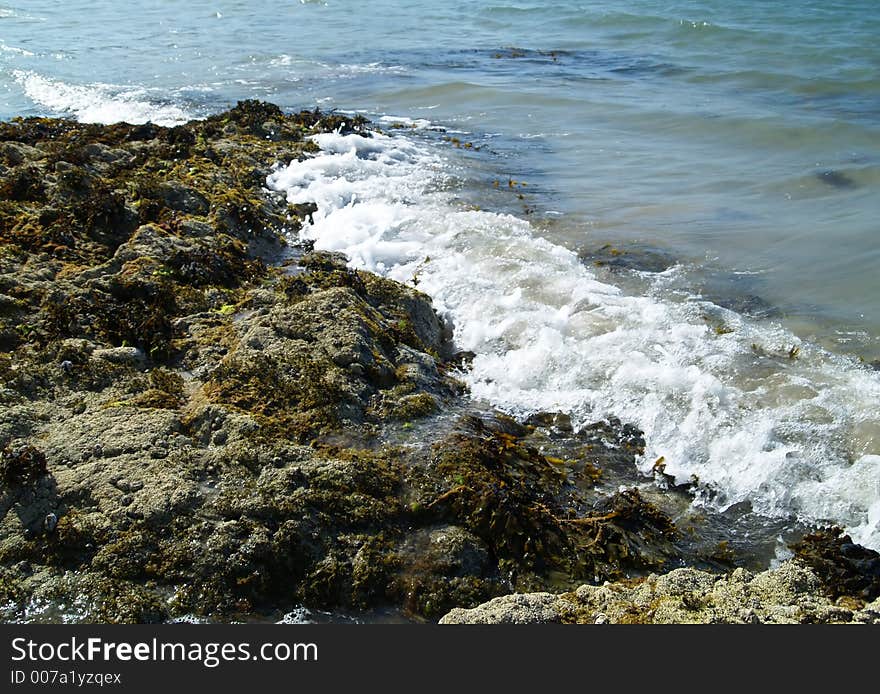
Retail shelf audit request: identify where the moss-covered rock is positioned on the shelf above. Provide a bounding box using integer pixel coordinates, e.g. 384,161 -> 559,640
440,560 -> 880,625
0,101 -> 859,625
791,526 -> 880,601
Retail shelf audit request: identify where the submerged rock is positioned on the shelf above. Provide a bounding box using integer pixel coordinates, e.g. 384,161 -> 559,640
816,169 -> 857,190
578,243 -> 676,274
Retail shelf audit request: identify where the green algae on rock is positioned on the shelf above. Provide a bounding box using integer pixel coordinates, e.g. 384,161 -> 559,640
0,102 -> 541,622
439,559 -> 880,625
440,525 -> 880,624
1,101 -> 873,624
791,526 -> 880,602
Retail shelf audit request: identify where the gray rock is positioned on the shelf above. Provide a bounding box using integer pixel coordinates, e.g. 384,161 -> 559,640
92,347 -> 146,366
440,561 -> 880,625
440,593 -> 562,624
157,182 -> 210,215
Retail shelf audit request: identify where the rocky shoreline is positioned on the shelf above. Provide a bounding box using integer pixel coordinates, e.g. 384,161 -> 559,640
440,555 -> 880,624
0,102 -> 877,623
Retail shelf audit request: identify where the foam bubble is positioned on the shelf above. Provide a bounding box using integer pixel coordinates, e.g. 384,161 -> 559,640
13,70 -> 192,126
267,128 -> 880,550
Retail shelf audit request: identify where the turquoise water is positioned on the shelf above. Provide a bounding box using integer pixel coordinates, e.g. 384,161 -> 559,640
2,1 -> 880,547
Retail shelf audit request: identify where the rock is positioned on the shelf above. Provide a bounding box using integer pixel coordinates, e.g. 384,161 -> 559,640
579,243 -> 676,274
92,347 -> 146,366
791,527 -> 880,601
0,104 -> 490,621
42,513 -> 58,533
816,169 -> 857,189
156,182 -> 210,215
440,593 -> 562,624
439,560 -> 880,624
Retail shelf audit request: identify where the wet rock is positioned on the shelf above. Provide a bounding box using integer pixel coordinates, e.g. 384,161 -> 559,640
700,286 -> 779,319
816,169 -> 857,190
791,527 -> 880,601
579,243 -> 677,274
42,513 -> 58,533
525,411 -> 573,433
425,526 -> 490,577
392,525 -> 497,618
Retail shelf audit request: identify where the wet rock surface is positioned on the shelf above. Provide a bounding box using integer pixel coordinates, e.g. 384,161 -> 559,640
0,102 -> 871,623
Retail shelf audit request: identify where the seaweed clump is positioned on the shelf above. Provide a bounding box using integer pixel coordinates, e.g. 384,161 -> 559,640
791,527 -> 880,601
0,443 -> 48,484
418,416 -> 679,591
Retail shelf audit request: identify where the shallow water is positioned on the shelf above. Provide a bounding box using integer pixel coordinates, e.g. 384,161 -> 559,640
3,0 -> 878,355
1,1 -> 879,548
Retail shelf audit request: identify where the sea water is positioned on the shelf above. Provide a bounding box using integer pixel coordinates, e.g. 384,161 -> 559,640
1,0 -> 878,548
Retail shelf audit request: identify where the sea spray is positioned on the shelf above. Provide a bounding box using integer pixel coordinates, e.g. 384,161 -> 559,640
12,71 -> 192,126
268,127 -> 880,550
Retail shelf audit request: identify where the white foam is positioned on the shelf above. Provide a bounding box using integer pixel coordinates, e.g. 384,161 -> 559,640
267,128 -> 880,550
0,7 -> 41,21
269,54 -> 296,67
265,56 -> 403,80
13,70 -> 192,126
379,115 -> 433,130
338,62 -> 405,75
0,41 -> 34,56
167,614 -> 210,624
277,607 -> 314,624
